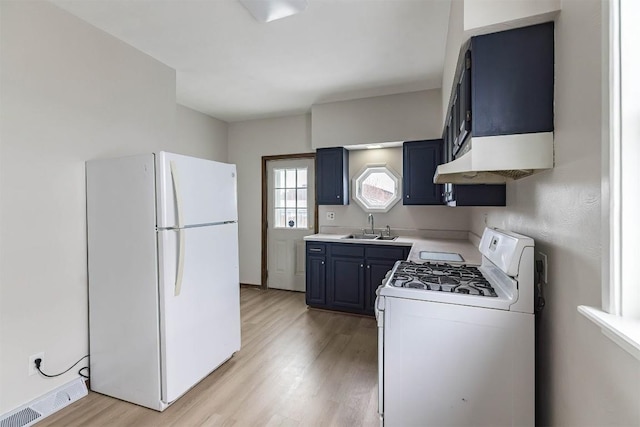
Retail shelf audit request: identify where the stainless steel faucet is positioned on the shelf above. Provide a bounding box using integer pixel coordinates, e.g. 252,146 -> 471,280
367,213 -> 375,234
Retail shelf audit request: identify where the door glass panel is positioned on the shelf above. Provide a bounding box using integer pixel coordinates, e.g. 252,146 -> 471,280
297,189 -> 307,206
274,169 -> 285,188
274,189 -> 286,208
285,209 -> 297,228
274,208 -> 286,227
273,167 -> 309,229
297,169 -> 307,188
285,169 -> 296,188
285,189 -> 296,208
297,209 -> 308,228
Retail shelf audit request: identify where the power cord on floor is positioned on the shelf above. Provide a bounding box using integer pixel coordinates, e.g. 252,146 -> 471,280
35,355 -> 90,380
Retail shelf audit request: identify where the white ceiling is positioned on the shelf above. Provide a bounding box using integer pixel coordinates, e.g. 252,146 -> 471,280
52,0 -> 452,122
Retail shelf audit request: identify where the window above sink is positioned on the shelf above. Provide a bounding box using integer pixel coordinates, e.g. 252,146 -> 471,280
352,164 -> 401,213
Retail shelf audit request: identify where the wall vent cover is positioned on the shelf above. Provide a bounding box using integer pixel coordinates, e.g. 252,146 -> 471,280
0,408 -> 40,427
0,378 -> 87,427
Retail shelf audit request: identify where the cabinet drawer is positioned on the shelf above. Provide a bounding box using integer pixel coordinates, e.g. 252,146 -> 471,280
330,243 -> 365,258
365,245 -> 409,261
306,242 -> 326,255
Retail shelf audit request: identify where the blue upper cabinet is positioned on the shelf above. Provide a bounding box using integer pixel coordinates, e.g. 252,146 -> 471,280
403,139 -> 443,205
316,147 -> 349,205
471,22 -> 554,138
447,21 -> 554,159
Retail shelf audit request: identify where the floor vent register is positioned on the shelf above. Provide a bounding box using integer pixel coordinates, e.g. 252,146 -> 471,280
0,378 -> 87,427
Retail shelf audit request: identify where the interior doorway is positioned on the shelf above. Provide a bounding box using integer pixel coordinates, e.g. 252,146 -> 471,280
262,153 -> 317,291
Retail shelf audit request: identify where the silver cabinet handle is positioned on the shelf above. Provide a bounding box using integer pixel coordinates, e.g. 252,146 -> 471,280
360,264 -> 364,268
309,248 -> 322,252
367,265 -> 370,269
321,261 -> 325,265
406,194 -> 410,198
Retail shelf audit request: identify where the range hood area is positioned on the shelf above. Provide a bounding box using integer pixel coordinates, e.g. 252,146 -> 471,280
434,132 -> 554,184
436,22 -> 556,186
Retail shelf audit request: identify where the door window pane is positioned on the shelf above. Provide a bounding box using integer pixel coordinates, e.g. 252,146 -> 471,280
297,169 -> 307,188
274,189 -> 286,208
285,189 -> 297,208
297,189 -> 307,206
273,167 -> 309,229
274,169 -> 285,188
297,209 -> 308,229
274,208 -> 286,228
285,169 -> 296,188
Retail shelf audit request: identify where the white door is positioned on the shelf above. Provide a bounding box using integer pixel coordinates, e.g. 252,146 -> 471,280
155,152 -> 238,227
157,223 -> 241,403
267,158 -> 315,292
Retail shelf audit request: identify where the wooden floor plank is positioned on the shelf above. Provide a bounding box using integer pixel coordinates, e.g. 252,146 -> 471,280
38,288 -> 379,426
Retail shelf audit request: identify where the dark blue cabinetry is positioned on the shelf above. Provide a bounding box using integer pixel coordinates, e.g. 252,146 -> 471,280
316,147 -> 349,205
403,140 -> 443,205
471,22 -> 554,138
448,21 -> 554,157
306,241 -> 409,316
305,243 -> 326,306
440,22 -> 553,206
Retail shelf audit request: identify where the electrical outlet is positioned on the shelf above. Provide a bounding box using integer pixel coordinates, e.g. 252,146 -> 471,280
326,212 -> 335,221
29,352 -> 44,376
536,252 -> 548,283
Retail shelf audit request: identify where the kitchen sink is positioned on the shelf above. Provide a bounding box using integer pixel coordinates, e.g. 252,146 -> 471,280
377,235 -> 398,241
342,234 -> 380,240
341,234 -> 398,241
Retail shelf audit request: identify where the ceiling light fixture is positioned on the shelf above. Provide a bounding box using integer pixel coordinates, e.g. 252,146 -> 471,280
239,0 -> 309,23
366,144 -> 383,150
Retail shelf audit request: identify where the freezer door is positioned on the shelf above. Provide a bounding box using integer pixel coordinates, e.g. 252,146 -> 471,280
157,223 -> 241,403
156,152 -> 238,228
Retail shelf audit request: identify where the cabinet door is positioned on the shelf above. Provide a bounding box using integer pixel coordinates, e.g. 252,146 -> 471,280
365,259 -> 398,315
328,256 -> 365,310
306,255 -> 326,306
316,147 -> 349,205
403,140 -> 443,205
471,22 -> 554,136
457,50 -> 472,149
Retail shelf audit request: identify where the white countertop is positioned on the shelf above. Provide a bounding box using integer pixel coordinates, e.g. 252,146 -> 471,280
303,233 -> 482,265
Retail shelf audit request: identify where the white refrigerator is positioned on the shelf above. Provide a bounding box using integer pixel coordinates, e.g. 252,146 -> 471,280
86,152 -> 241,411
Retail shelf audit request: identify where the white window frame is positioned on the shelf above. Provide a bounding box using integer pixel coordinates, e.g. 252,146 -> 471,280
351,164 -> 402,213
578,0 -> 640,360
272,167 -> 309,229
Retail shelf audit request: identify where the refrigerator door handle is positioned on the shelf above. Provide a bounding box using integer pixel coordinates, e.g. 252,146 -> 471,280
174,229 -> 186,296
170,161 -> 186,296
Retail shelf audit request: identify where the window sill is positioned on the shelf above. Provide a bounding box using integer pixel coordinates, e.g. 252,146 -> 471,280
578,306 -> 640,360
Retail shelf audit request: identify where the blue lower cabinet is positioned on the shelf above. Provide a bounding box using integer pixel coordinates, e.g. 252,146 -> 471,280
306,242 -> 410,316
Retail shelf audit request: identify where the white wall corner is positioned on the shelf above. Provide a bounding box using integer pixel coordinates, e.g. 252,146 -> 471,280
463,0 -> 561,38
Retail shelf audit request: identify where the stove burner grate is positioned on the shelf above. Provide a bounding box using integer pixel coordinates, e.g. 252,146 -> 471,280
390,261 -> 498,297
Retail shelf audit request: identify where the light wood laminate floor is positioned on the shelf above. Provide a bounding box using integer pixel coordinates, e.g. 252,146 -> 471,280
39,287 -> 380,426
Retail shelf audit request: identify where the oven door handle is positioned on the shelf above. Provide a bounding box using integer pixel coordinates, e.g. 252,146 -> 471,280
376,295 -> 385,421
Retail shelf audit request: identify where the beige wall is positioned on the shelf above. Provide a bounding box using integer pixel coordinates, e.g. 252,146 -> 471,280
312,90 -> 442,149
227,114 -> 313,285
0,1 -> 226,414
231,90 -> 470,286
176,104 -> 229,162
445,0 -> 640,424
463,0 -> 560,33
318,147 -> 470,235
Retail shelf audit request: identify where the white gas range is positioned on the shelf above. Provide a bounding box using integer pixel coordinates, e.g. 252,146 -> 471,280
375,227 -> 535,426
